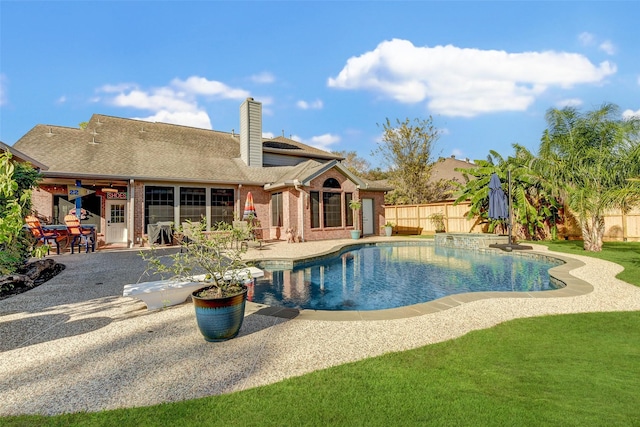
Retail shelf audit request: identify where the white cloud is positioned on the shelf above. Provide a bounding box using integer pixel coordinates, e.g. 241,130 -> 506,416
132,110 -> 212,129
305,133 -> 341,151
328,39 -> 616,117
579,32 -> 616,55
262,131 -> 275,139
599,40 -> 616,55
111,88 -> 198,113
578,32 -> 595,46
0,74 -> 7,106
250,72 -> 275,84
56,96 -> 67,104
622,109 -> 640,119
171,76 -> 250,99
556,98 -> 583,108
296,99 -> 323,110
100,83 -> 138,93
97,76 -> 251,130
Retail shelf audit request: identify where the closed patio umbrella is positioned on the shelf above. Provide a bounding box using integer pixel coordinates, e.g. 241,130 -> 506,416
488,173 -> 508,220
488,172 -> 513,245
243,192 -> 257,220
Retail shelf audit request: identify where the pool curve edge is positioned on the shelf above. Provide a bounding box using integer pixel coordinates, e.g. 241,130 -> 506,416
245,240 -> 594,322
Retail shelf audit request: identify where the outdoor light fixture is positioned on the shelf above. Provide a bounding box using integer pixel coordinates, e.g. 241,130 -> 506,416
101,184 -> 118,193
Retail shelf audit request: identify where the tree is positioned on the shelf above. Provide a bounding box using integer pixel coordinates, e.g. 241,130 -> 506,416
332,150 -> 371,177
0,151 -> 43,274
361,167 -> 390,182
374,117 -> 441,204
536,103 -> 640,251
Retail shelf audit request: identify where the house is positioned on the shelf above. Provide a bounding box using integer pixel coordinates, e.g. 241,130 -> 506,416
0,140 -> 48,171
430,155 -> 476,185
12,98 -> 390,247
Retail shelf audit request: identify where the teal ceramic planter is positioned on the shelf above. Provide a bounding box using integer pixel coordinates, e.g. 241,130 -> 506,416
350,230 -> 361,240
192,285 -> 247,342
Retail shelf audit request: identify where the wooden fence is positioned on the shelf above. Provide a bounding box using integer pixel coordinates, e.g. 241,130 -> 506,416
384,201 -> 640,242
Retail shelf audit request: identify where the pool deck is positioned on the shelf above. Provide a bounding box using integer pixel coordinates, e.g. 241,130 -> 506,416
1,236 -> 639,416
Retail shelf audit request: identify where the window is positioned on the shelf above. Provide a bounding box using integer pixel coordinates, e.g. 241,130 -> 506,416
145,186 -> 174,227
310,192 -> 320,229
211,189 -> 234,225
345,193 -> 353,227
110,203 -> 125,224
323,192 -> 342,227
180,187 -> 206,224
311,180 -> 347,229
271,192 -> 283,227
323,178 -> 341,188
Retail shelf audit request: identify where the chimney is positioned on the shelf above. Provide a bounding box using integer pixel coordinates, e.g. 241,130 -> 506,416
240,98 -> 263,167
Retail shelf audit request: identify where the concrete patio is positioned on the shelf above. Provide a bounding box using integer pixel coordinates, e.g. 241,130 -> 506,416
1,237 -> 639,416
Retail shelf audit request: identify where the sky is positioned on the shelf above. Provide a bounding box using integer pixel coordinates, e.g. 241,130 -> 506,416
1,1 -> 639,169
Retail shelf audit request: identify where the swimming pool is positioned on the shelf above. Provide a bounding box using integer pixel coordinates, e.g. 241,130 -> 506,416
250,243 -> 563,311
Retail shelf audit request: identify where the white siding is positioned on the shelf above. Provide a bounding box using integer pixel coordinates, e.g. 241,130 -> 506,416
240,98 -> 263,167
263,153 -> 308,167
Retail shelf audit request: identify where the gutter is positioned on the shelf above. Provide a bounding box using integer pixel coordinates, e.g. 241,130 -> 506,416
40,171 -> 266,186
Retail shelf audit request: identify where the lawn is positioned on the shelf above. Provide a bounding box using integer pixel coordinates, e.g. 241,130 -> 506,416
3,241 -> 639,426
539,240 -> 640,287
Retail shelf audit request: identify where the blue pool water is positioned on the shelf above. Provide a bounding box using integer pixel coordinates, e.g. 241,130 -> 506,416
250,243 -> 563,311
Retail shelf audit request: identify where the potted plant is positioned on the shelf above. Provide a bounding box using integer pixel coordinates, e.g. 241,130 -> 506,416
382,221 -> 394,237
349,198 -> 362,239
140,219 -> 254,342
429,212 -> 446,233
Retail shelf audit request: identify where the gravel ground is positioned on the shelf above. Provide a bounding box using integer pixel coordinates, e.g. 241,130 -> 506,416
1,239 -> 639,416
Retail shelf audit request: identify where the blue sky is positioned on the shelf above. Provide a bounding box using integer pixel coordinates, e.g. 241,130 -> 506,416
1,1 -> 639,169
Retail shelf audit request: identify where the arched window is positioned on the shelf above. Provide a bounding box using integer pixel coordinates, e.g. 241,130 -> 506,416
323,178 -> 341,189
311,178 -> 345,228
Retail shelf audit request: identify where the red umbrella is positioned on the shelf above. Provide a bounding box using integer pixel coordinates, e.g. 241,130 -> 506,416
243,192 -> 257,220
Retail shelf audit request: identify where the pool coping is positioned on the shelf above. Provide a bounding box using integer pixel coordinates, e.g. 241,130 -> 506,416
245,240 -> 593,321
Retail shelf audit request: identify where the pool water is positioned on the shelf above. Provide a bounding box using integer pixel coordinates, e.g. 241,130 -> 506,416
250,243 -> 562,311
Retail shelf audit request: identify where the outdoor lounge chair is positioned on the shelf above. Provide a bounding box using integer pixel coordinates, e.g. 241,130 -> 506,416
64,214 -> 95,253
25,215 -> 65,255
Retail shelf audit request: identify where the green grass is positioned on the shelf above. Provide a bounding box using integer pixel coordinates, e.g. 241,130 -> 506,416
537,240 -> 640,287
3,241 -> 639,426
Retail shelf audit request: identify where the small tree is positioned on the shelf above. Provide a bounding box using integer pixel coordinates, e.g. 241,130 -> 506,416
0,151 -> 43,275
349,198 -> 362,231
374,117 -> 442,204
140,219 -> 252,298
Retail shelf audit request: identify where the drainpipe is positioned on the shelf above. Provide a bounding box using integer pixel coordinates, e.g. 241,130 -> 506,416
237,184 -> 242,221
294,179 -> 305,242
129,179 -> 135,248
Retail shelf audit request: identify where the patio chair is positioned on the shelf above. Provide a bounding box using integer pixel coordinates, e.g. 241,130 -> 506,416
64,214 -> 95,253
25,215 -> 64,255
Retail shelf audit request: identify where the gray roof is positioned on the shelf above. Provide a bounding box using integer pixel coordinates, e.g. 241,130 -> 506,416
13,114 -> 351,188
430,156 -> 476,183
0,140 -> 48,170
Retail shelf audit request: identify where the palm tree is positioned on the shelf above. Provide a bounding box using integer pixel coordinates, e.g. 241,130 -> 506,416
536,103 -> 640,251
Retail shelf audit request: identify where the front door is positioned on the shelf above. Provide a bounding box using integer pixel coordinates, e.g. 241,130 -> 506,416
362,198 -> 374,235
106,200 -> 127,243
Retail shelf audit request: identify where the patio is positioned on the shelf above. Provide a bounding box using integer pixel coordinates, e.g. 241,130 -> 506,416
1,237 -> 639,416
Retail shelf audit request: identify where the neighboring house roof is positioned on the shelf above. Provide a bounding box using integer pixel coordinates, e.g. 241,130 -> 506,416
355,156 -> 476,192
430,156 -> 476,184
0,140 -> 49,170
12,114 -> 359,189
